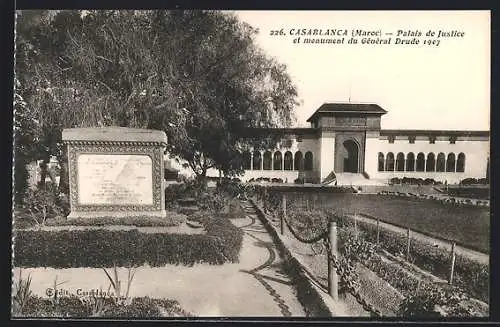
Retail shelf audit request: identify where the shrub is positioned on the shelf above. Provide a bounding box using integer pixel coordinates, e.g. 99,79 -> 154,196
389,177 -> 401,185
478,178 -> 488,185
424,178 -> 437,185
216,179 -> 243,198
16,295 -> 193,318
164,183 -> 188,203
14,215 -> 243,268
460,178 -> 478,185
198,192 -> 226,212
294,178 -> 304,184
15,184 -> 69,228
223,198 -> 245,218
397,283 -> 474,317
45,214 -> 185,227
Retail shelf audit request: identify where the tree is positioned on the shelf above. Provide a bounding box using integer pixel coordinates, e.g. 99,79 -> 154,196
14,10 -> 298,193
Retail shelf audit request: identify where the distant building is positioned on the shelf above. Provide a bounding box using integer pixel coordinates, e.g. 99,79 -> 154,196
229,103 -> 489,185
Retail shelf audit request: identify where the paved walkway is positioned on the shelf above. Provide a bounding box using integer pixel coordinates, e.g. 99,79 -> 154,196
233,201 -> 306,316
14,204 -> 306,317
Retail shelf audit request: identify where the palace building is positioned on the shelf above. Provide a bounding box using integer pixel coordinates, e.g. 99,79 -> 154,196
236,103 -> 489,185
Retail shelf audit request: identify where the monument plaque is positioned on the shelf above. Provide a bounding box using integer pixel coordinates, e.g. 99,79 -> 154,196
62,127 -> 167,219
77,154 -> 153,205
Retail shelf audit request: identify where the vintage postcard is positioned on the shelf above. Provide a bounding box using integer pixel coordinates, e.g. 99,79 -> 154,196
12,10 -> 490,319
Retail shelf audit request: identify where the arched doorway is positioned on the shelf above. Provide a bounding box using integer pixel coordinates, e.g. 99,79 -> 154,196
342,140 -> 359,173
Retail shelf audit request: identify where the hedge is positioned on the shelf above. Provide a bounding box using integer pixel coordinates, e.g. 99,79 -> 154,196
16,296 -> 194,318
43,214 -> 186,227
14,215 -> 243,268
446,187 -> 489,200
352,219 -> 489,303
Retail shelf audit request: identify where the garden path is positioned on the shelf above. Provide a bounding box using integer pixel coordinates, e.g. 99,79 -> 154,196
13,209 -> 306,317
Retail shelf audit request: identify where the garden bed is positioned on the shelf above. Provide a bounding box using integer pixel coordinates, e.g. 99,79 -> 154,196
14,213 -> 243,268
351,219 -> 489,304
13,295 -> 194,318
284,193 -> 489,254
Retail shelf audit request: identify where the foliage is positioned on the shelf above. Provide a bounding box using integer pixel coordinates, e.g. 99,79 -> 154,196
445,187 -> 489,200
364,255 -> 421,295
216,178 -> 246,198
197,192 -> 227,212
460,178 -> 488,185
338,227 -> 377,263
353,219 -> 489,303
15,294 -> 194,317
294,177 -> 304,184
164,181 -> 195,203
102,266 -> 137,305
12,271 -> 33,316
16,184 -> 69,227
282,192 -> 489,253
44,213 -> 185,227
15,10 -> 298,191
14,214 -> 243,268
397,283 -> 473,318
389,177 -> 442,185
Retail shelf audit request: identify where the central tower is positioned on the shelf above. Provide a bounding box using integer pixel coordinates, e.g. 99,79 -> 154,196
306,103 -> 387,181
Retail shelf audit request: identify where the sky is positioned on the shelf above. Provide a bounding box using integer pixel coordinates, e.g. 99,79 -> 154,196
233,11 -> 490,130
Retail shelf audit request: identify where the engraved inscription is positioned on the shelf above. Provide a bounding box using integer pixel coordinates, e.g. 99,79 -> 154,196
336,117 -> 366,126
77,154 -> 153,205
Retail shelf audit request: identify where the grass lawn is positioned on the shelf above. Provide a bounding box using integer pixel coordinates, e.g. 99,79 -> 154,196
288,193 -> 490,253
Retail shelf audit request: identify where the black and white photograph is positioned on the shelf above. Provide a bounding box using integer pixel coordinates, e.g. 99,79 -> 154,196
12,10 -> 490,319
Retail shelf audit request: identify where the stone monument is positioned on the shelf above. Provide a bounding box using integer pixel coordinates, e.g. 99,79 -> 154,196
62,127 -> 167,219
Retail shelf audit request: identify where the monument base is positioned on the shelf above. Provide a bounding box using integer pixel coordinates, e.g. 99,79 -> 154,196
67,210 -> 167,220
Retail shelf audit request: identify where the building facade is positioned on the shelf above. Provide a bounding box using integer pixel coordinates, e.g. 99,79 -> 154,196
238,103 -> 489,185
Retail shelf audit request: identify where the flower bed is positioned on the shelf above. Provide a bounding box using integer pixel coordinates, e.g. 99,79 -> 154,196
352,219 -> 489,303
14,214 -> 243,268
363,255 -> 488,317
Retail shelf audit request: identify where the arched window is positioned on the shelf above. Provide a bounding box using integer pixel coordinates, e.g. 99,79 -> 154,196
242,151 -> 251,170
284,151 -> 293,171
273,151 -> 282,170
396,152 -> 405,171
457,153 -> 465,172
263,151 -> 272,170
416,153 -> 425,172
253,151 -> 261,170
446,153 -> 456,172
426,153 -> 435,172
294,151 -> 303,171
385,152 -> 395,171
406,153 -> 415,172
304,151 -> 313,171
436,153 -> 445,172
378,153 -> 385,171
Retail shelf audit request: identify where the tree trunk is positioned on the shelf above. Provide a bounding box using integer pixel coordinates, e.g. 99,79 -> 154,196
38,158 -> 49,188
197,168 -> 208,193
58,150 -> 69,195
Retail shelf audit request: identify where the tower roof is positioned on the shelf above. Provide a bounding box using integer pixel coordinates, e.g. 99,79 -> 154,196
306,103 -> 387,122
